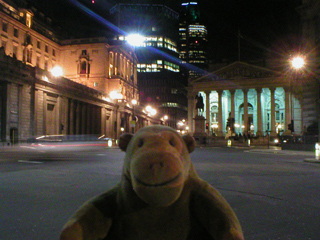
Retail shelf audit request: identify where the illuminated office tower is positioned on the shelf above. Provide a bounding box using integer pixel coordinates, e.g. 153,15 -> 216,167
179,2 -> 208,80
110,4 -> 187,129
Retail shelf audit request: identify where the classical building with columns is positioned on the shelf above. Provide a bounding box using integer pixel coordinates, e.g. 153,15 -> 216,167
0,0 -> 160,145
187,61 -> 306,137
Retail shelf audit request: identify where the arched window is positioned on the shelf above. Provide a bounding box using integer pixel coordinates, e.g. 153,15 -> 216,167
80,61 -> 87,74
78,50 -> 90,75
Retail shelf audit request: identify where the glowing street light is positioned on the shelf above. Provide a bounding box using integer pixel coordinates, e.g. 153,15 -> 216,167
288,55 -> 306,133
50,66 -> 63,77
291,56 -> 305,69
131,99 -> 137,105
145,105 -> 157,116
126,34 -> 145,47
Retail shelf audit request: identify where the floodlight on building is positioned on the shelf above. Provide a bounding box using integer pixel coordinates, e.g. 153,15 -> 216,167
126,34 -> 145,47
50,66 -> 63,77
110,91 -> 123,100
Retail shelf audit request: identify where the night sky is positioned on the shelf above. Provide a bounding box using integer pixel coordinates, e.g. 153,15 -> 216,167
27,0 -> 302,63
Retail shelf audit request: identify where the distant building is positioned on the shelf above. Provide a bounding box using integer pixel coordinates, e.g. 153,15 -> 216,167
179,2 -> 208,80
297,0 -> 320,134
109,4 -> 188,129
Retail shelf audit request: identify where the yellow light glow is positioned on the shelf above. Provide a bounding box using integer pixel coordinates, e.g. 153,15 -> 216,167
132,99 -> 137,105
150,109 -> 157,116
50,66 -> 63,77
146,106 -> 152,112
110,91 -> 123,100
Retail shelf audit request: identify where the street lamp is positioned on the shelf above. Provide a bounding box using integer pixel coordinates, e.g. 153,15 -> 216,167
145,105 -> 157,117
291,56 -> 305,70
131,99 -> 137,133
289,55 -> 306,133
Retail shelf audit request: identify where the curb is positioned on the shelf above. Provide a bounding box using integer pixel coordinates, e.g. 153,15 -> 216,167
304,158 -> 320,163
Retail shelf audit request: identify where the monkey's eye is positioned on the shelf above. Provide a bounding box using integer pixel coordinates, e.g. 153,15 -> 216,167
138,139 -> 144,147
169,139 -> 175,147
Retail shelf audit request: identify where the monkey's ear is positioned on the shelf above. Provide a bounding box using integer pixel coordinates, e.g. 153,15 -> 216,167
118,133 -> 133,151
182,134 -> 196,153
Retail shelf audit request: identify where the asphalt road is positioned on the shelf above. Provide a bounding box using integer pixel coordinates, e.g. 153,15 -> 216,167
1,144 -> 320,240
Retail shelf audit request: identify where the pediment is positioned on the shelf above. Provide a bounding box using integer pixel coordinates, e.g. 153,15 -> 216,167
192,61 -> 279,84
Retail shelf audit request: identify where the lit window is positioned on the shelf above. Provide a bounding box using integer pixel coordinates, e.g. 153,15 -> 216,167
26,13 -> 32,28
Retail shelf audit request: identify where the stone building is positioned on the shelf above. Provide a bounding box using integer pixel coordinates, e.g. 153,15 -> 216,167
187,0 -> 320,139
0,0 -> 159,145
187,62 -> 306,137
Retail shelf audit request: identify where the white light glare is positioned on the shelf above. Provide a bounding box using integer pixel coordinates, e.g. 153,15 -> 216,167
126,34 -> 145,47
291,56 -> 305,69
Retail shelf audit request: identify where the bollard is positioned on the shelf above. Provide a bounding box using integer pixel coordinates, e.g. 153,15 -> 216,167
108,139 -> 113,147
227,139 -> 232,147
247,139 -> 250,147
315,143 -> 320,160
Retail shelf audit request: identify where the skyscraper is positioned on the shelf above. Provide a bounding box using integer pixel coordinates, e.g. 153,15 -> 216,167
109,4 -> 188,129
179,2 -> 208,80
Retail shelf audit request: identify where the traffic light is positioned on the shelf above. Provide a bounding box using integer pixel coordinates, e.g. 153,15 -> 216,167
206,123 -> 209,129
288,120 -> 294,132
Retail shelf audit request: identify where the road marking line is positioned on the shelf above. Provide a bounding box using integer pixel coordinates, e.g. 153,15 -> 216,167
18,160 -> 43,164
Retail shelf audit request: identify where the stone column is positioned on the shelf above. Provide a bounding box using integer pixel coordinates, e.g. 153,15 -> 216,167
230,89 -> 235,119
270,87 -> 277,136
205,91 -> 211,135
187,92 -> 196,133
243,89 -> 249,134
284,87 -> 291,134
256,88 -> 263,136
217,90 -> 223,136
69,99 -> 74,134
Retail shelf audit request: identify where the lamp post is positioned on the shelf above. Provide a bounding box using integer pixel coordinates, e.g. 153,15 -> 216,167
131,99 -> 137,133
289,56 -> 306,133
127,33 -> 145,130
110,90 -> 124,138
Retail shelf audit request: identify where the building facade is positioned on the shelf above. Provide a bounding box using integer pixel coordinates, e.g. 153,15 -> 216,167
0,0 -> 159,145
109,4 -> 188,128
179,2 -> 208,80
188,62 -> 305,137
297,0 -> 320,134
187,0 -> 320,139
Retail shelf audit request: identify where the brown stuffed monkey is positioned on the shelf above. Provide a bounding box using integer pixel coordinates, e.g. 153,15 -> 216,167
60,125 -> 244,240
